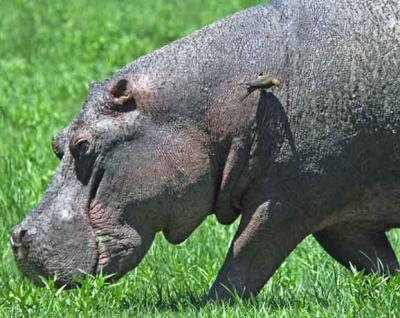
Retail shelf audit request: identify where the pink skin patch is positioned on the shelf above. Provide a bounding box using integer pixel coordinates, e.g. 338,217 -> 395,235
129,76 -> 157,114
98,254 -> 110,266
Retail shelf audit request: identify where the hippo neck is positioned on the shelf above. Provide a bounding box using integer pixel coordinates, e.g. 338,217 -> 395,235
200,5 -> 289,223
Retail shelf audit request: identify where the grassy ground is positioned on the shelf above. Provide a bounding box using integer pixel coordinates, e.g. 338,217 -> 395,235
1,0 -> 400,317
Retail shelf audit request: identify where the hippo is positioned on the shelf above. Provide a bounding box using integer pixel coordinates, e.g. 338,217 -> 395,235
10,0 -> 400,300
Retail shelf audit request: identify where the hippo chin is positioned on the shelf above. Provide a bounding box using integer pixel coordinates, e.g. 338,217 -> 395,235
11,0 -> 400,299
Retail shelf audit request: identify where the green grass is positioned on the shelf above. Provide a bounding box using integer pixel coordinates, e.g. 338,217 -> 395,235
1,0 -> 400,317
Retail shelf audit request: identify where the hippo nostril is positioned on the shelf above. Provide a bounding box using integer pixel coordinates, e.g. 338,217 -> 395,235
20,229 -> 28,239
10,227 -> 28,249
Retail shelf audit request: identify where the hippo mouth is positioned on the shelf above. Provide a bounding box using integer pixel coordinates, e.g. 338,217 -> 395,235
85,164 -> 106,274
85,161 -> 131,277
83,152 -> 156,280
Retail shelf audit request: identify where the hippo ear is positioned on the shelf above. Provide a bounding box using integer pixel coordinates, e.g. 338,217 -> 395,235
109,79 -> 137,112
110,79 -> 129,98
51,127 -> 69,159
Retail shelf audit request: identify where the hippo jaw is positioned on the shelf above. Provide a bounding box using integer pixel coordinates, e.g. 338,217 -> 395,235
85,169 -> 156,280
82,128 -> 214,280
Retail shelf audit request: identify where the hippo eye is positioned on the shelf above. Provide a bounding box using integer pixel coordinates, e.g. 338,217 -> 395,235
110,79 -> 137,113
69,133 -> 93,160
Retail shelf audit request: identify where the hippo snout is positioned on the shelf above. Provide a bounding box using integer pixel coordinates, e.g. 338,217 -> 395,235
10,225 -> 32,270
10,178 -> 100,287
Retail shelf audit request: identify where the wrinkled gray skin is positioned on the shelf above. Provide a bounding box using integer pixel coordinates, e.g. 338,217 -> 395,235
11,0 -> 400,299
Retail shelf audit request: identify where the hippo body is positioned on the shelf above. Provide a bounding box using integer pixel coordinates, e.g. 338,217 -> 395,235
11,0 -> 400,299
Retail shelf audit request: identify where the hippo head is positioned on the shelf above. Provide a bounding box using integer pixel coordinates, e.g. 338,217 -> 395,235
10,61 -> 226,285
11,71 -> 219,286
10,6 -> 269,287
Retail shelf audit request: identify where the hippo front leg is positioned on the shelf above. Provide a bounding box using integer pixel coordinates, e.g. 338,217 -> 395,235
208,192 -> 309,300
